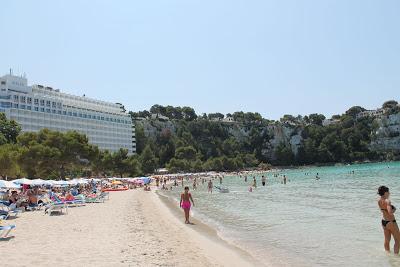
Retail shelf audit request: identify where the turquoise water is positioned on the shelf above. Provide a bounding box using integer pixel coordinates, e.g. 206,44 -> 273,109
161,162 -> 400,266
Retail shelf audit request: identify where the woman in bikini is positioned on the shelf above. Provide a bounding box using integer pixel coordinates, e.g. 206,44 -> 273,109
180,186 -> 195,224
378,186 -> 400,253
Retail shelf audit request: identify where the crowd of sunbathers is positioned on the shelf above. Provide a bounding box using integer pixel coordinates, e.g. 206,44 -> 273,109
0,181 -> 109,239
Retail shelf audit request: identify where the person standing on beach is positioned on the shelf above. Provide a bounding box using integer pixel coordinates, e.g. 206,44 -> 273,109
219,176 -> 223,184
180,186 -> 195,224
283,175 -> 287,185
261,175 -> 266,186
208,180 -> 213,193
378,186 -> 400,254
244,176 -> 248,182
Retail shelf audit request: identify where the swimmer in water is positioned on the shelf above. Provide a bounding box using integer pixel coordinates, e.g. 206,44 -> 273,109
253,177 -> 257,188
193,180 -> 197,190
378,186 -> 400,253
261,175 -> 266,186
180,186 -> 195,224
208,180 -> 213,193
283,175 -> 287,185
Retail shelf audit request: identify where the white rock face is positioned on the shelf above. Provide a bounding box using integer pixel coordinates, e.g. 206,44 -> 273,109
370,113 -> 400,151
137,119 -> 302,161
138,112 -> 400,160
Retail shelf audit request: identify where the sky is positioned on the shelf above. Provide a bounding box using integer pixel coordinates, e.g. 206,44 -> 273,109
1,0 -> 399,120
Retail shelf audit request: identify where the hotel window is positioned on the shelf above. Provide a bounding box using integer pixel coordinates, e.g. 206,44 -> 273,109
78,113 -> 82,117
63,111 -> 67,115
0,102 -> 10,108
46,109 -> 51,113
57,102 -> 62,108
34,107 -> 39,111
27,97 -> 32,104
13,95 -> 18,101
52,109 -> 56,114
68,111 -> 72,116
13,103 -> 18,108
20,96 -> 26,103
57,110 -> 61,114
88,115 -> 92,119
40,108 -> 44,112
52,102 -> 56,108
40,100 -> 45,106
73,112 -> 77,117
83,114 -> 87,118
34,99 -> 39,105
46,101 -> 51,107
20,105 -> 26,109
101,117 -> 104,120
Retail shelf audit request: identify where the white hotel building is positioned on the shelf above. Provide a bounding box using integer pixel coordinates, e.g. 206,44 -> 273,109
0,72 -> 135,154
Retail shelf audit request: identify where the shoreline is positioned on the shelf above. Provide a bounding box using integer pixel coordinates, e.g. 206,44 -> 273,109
0,189 -> 261,267
154,189 -> 264,267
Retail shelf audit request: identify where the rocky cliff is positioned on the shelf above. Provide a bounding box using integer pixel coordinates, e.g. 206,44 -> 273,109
136,119 -> 303,161
370,113 -> 400,152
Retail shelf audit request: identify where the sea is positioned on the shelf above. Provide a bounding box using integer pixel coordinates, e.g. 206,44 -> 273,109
160,162 -> 400,267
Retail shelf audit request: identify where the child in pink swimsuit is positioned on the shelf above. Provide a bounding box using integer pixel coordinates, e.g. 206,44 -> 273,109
180,186 -> 195,224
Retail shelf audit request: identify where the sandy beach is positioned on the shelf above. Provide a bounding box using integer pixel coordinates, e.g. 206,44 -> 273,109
0,189 -> 256,267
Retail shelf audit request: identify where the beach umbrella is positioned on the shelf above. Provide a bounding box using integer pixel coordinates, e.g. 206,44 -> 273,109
31,179 -> 53,186
52,180 -> 69,187
75,178 -> 89,185
140,177 -> 152,185
68,180 -> 78,186
12,178 -> 32,185
46,180 -> 56,186
0,180 -> 21,189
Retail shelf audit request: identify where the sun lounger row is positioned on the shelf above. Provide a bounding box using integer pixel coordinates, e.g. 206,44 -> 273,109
0,215 -> 16,239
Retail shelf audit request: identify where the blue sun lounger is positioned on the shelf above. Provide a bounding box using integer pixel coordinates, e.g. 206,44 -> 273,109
0,215 -> 16,239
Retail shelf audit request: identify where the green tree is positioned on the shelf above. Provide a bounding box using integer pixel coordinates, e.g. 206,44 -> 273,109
345,106 -> 366,118
382,100 -> 398,110
0,113 -> 21,144
17,129 -> 96,179
134,124 -> 148,154
112,149 -> 132,178
166,158 -> 191,173
140,145 -> 158,174
0,144 -> 22,179
175,146 -> 197,160
274,143 -> 295,165
308,114 -> 326,126
208,113 -> 224,120
91,150 -> 113,177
